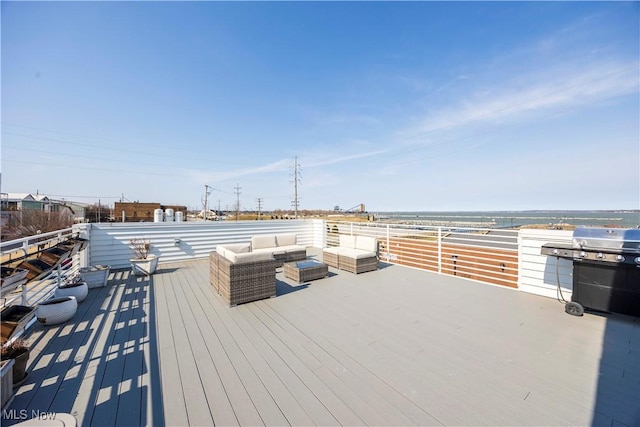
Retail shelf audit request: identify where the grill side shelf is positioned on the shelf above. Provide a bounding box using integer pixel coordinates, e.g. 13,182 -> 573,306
541,243 -> 575,259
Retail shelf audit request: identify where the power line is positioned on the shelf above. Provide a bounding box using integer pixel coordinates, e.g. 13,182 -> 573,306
37,193 -> 121,200
2,130 -> 282,165
4,159 -> 190,178
2,131 -> 221,163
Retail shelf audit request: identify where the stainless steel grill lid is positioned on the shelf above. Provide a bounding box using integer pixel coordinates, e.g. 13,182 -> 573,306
572,227 -> 640,253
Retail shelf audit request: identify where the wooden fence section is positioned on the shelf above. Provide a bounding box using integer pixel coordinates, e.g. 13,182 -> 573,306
379,236 -> 519,289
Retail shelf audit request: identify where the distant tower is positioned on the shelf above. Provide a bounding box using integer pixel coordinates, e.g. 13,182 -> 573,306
291,156 -> 302,219
256,197 -> 263,220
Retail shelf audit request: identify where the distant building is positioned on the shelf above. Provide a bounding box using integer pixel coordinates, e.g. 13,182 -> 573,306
114,202 -> 187,222
1,193 -> 85,226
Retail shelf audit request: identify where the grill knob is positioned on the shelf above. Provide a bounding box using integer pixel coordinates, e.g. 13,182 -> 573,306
552,249 -> 559,255
635,257 -> 640,264
580,251 -> 587,257
597,252 -> 604,259
616,255 -> 625,262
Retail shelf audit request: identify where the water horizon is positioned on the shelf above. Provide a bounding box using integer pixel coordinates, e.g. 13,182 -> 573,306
375,209 -> 640,228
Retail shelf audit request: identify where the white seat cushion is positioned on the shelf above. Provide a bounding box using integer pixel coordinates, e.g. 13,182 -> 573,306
339,248 -> 376,259
323,247 -> 341,255
277,244 -> 305,253
251,247 -> 275,256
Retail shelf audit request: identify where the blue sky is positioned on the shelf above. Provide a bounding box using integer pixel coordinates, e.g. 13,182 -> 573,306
2,2 -> 638,212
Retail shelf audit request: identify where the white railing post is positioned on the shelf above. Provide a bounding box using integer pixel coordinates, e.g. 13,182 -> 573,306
437,227 -> 442,274
21,283 -> 28,305
386,224 -> 390,262
21,240 -> 29,260
350,222 -> 354,236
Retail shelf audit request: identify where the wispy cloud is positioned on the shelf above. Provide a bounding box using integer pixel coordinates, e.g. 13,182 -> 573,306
184,143 -> 390,188
403,60 -> 638,142
187,158 -> 291,184
304,149 -> 388,168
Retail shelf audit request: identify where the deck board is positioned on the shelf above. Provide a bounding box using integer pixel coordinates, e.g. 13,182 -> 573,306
181,263 -> 290,426
153,267 -> 188,427
201,283 -> 314,426
162,265 -> 217,427
3,250 -> 638,427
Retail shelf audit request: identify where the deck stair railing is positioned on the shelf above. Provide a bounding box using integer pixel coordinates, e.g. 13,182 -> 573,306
1,227 -> 80,309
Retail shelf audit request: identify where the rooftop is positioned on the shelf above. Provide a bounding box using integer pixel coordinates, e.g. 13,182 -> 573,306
4,248 -> 638,426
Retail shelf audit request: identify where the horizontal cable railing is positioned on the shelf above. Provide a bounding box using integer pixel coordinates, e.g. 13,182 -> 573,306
326,221 -> 519,288
2,228 -> 81,308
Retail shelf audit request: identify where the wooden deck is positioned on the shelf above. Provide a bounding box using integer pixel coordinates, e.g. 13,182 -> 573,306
4,250 -> 639,426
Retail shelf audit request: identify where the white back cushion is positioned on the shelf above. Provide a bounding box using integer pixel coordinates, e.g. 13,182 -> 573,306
251,234 -> 277,250
339,235 -> 356,248
276,233 -> 297,247
355,236 -> 377,252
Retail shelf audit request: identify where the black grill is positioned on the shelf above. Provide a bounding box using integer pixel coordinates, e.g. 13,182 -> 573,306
541,227 -> 640,317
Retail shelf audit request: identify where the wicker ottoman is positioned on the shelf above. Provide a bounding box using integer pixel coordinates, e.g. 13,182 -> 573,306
284,260 -> 329,283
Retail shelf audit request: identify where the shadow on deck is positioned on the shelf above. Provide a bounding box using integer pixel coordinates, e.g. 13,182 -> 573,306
2,268 -> 164,426
3,252 -> 639,426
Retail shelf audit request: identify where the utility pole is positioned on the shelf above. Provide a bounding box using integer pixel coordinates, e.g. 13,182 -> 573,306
291,156 -> 301,219
203,185 -> 220,220
204,185 -> 211,220
234,183 -> 242,221
256,197 -> 263,220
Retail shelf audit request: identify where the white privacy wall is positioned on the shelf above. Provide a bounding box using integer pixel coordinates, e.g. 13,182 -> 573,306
79,220 -> 579,302
80,220 -> 317,269
519,229 -> 573,299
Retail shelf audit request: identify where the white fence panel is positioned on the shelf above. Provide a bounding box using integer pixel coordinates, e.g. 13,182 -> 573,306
311,219 -> 325,248
84,220 -> 316,269
519,229 -> 573,299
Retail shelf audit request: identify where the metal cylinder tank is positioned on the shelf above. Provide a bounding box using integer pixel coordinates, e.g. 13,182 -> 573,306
175,211 -> 184,222
153,209 -> 164,223
165,208 -> 174,222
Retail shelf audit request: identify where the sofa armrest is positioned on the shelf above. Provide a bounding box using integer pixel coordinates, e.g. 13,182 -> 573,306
229,251 -> 274,264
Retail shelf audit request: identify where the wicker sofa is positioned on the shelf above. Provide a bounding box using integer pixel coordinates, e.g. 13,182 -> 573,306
249,233 -> 306,266
210,233 -> 306,306
322,235 -> 379,274
210,245 -> 277,307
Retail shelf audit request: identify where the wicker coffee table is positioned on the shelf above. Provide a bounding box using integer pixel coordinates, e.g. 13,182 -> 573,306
284,259 -> 328,283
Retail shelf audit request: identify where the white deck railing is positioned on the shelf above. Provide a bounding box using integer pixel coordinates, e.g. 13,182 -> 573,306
1,220 -> 575,310
1,227 -> 80,309
326,221 -> 521,288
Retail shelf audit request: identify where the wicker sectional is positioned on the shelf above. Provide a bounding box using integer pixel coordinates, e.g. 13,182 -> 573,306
210,251 -> 277,307
323,235 -> 379,274
250,234 -> 306,266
